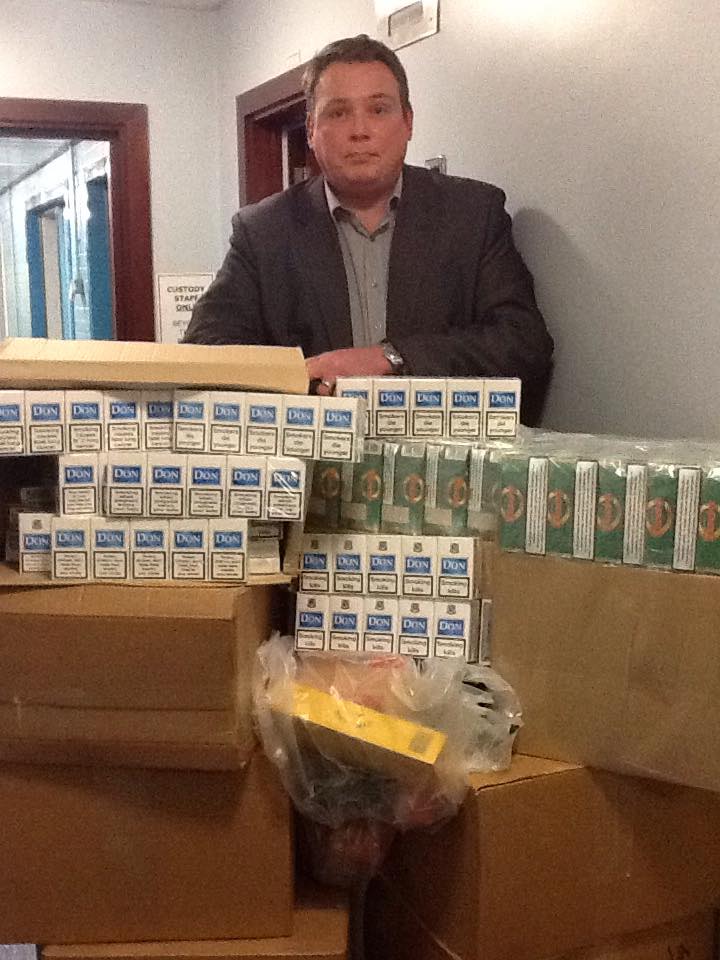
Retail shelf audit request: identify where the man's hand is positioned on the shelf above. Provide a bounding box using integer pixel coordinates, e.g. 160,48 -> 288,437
306,346 -> 392,395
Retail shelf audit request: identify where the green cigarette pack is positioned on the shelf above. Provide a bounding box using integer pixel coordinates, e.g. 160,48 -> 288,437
644,463 -> 678,569
545,458 -> 576,557
305,459 -> 344,533
423,442 -> 471,536
594,460 -> 626,563
466,446 -> 502,538
695,466 -> 720,573
499,453 -> 529,552
381,441 -> 427,535
340,440 -> 384,533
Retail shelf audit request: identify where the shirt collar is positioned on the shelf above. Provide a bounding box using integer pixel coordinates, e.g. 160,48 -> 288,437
324,171 -> 403,220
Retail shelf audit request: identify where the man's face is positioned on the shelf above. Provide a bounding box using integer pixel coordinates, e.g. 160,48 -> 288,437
307,60 -> 413,201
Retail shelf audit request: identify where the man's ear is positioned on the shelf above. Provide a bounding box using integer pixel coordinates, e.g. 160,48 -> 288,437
306,113 -> 315,149
404,107 -> 414,141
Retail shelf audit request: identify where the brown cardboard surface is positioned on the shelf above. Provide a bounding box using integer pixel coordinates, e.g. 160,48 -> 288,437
371,754 -> 720,960
557,912 -> 716,960
0,750 -> 293,944
490,549 -> 720,791
0,582 -> 272,769
42,887 -> 349,960
0,338 -> 308,394
0,561 -> 292,588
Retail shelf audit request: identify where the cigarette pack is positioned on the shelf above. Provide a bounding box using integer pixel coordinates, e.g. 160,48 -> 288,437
335,377 -> 373,437
91,517 -> 129,580
141,391 -> 174,451
382,441 -> 427,535
18,512 -> 52,573
209,391 -> 244,454
467,446 -> 502,538
644,463 -> 679,569
227,455 -> 266,519
295,593 -> 329,651
398,599 -> 433,658
673,466 -> 702,572
170,519 -> 208,580
65,390 -> 103,452
433,600 -> 479,661
244,392 -> 280,456
319,395 -> 365,462
695,466 -> 720,573
545,458 -> 576,557
104,391 -> 141,451
363,597 -> 399,654
410,378 -> 446,439
374,378 -> 409,438
401,535 -> 437,598
247,536 -> 281,575
300,533 -> 333,593
306,460 -> 344,531
333,532 -> 366,594
130,519 -> 169,579
498,454 -> 528,551
51,516 -> 90,580
147,453 -> 187,518
340,439 -> 384,532
59,453 -> 100,515
328,594 -> 364,652
209,517 -> 248,582
173,390 -> 209,453
0,390 -> 25,455
266,456 -> 306,520
447,379 -> 484,441
105,453 -> 147,517
436,536 -> 480,599
26,390 -> 65,454
623,463 -> 648,566
366,534 -> 401,596
526,456 -> 549,556
595,459 -> 627,563
424,442 -> 471,536
573,459 -> 599,561
187,454 -> 226,518
484,378 -> 521,439
281,394 -> 319,459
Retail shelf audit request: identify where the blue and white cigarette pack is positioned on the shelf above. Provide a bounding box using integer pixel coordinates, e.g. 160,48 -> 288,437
244,393 -> 280,455
318,396 -> 365,461
366,534 -> 401,596
18,512 -> 53,573
282,395 -> 319,459
130,519 -> 169,579
300,533 -> 333,593
173,390 -> 210,452
104,391 -> 141,451
187,455 -> 226,518
65,390 -> 104,452
26,390 -> 65,454
373,378 -> 409,438
363,597 -> 399,654
433,600 -> 479,661
410,379 -> 446,439
105,453 -> 147,517
227,455 -> 266,519
147,453 -> 187,517
91,517 -> 130,580
266,456 -> 305,520
332,533 -> 366,594
328,594 -> 364,652
141,391 -> 174,450
295,593 -> 329,651
170,519 -> 208,580
398,598 -> 433,657
401,536 -> 437,598
59,453 -> 100,515
51,515 -> 90,580
209,518 -> 248,581
210,392 -> 244,454
0,390 -> 25,455
447,379 -> 484,441
436,536 -> 480,599
483,378 -> 521,439
335,377 -> 373,437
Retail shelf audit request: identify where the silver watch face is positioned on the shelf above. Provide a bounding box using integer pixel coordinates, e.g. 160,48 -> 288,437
383,344 -> 403,370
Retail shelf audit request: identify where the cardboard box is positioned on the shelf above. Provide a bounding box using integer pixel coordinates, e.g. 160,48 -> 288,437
0,750 -> 292,944
0,582 -> 273,769
558,913 -> 716,960
41,886 -> 349,960
0,337 -> 308,395
491,549 -> 720,791
369,754 -> 720,960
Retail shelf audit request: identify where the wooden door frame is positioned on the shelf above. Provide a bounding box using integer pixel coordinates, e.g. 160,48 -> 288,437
0,97 -> 155,341
236,64 -> 308,206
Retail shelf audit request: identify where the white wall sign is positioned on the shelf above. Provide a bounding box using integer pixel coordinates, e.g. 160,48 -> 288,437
157,272 -> 214,343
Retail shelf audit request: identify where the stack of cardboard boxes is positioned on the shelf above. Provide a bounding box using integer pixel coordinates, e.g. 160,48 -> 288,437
0,339 -> 349,960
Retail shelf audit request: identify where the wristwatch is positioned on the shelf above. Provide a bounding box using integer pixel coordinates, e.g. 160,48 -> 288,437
381,340 -> 406,374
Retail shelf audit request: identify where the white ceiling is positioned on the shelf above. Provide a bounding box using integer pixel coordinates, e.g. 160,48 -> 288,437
0,137 -> 72,194
88,0 -> 223,9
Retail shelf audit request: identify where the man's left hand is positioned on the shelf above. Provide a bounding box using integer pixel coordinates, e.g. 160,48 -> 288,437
307,346 -> 392,395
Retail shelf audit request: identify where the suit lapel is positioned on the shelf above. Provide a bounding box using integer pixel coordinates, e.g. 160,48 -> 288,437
292,177 -> 353,351
387,165 -> 445,337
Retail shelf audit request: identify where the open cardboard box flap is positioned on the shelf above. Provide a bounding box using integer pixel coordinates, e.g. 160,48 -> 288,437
0,338 -> 308,394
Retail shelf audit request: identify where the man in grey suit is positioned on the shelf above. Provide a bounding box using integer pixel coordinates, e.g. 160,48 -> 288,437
185,34 -> 553,410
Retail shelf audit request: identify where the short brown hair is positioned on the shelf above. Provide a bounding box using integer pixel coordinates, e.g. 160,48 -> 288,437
303,34 -> 412,115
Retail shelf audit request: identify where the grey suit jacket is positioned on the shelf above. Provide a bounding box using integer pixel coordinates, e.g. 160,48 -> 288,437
184,164 -> 553,401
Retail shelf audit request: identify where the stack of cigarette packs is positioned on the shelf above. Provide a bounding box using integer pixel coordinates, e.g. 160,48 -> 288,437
295,531 -> 483,661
